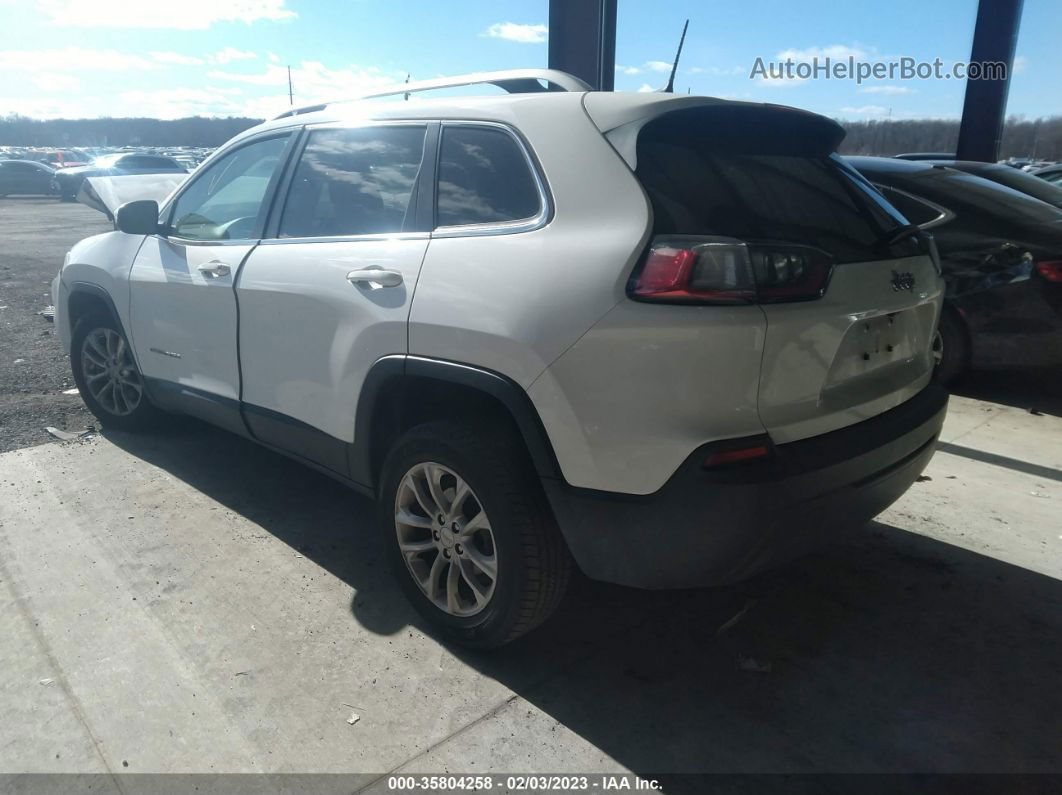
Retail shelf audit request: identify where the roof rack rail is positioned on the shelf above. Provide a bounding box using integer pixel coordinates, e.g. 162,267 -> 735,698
273,69 -> 590,120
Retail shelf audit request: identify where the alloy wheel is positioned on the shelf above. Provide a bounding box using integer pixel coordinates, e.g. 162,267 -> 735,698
80,327 -> 143,416
394,462 -> 498,617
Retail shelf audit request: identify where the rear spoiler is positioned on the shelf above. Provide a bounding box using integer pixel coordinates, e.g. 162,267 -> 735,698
78,174 -> 187,219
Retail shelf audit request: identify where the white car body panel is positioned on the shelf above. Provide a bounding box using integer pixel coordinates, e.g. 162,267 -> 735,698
408,98 -> 650,388
237,236 -> 430,442
527,302 -> 768,494
78,174 -> 187,218
128,236 -> 252,402
757,256 -> 943,443
53,84 -> 946,501
54,231 -> 146,355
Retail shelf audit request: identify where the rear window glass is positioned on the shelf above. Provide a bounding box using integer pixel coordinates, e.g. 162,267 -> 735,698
436,126 -> 540,227
636,108 -> 911,263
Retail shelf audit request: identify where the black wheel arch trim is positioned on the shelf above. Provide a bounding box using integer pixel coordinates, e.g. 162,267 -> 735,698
68,281 -> 123,331
349,355 -> 563,489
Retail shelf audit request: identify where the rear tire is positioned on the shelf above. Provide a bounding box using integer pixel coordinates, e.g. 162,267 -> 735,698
933,306 -> 970,386
70,312 -> 163,431
378,420 -> 572,649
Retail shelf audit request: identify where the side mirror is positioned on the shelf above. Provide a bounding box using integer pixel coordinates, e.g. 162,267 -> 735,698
115,200 -> 161,235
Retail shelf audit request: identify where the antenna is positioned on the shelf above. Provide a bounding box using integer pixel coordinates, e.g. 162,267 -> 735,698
287,66 -> 294,106
664,19 -> 689,93
404,72 -> 410,101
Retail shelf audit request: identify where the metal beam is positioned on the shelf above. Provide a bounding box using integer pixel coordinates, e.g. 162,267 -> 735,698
548,0 -> 617,91
955,0 -> 1024,162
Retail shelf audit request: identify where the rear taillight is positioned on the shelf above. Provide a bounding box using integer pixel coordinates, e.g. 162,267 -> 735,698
1036,260 -> 1062,283
628,236 -> 833,305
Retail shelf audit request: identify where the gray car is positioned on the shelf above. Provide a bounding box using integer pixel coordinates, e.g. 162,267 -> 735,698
0,159 -> 58,197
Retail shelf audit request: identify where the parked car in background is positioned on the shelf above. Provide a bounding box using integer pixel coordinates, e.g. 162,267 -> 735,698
849,156 -> 1062,383
928,160 -> 1062,210
0,159 -> 58,197
1032,164 -> 1062,186
53,71 -> 947,647
34,149 -> 90,169
55,153 -> 186,201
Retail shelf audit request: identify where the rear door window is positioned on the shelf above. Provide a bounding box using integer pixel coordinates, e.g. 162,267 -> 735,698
636,107 -> 914,263
435,125 -> 541,228
278,125 -> 427,238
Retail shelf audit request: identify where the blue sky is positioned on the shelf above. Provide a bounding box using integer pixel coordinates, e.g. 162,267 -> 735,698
0,0 -> 1057,121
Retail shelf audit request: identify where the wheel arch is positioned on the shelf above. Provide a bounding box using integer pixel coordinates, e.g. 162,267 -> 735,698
351,355 -> 562,492
67,282 -> 125,337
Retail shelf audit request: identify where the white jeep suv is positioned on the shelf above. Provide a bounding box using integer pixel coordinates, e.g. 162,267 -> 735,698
53,70 -> 948,647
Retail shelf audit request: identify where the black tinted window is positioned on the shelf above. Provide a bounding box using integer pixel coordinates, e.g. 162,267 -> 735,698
279,126 -> 426,238
636,110 -> 912,263
436,126 -> 540,227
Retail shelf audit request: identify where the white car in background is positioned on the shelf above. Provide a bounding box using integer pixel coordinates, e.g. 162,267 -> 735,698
53,70 -> 947,647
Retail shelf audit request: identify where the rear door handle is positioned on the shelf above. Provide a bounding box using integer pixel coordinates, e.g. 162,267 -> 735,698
346,268 -> 403,288
197,260 -> 231,278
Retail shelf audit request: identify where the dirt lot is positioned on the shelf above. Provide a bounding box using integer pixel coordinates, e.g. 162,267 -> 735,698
0,198 -> 111,451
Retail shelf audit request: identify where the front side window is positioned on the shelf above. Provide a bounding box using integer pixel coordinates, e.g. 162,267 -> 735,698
170,134 -> 291,241
278,125 -> 427,238
436,126 -> 541,228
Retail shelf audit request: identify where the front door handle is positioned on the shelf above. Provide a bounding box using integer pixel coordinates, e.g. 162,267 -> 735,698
346,268 -> 403,289
197,260 -> 231,278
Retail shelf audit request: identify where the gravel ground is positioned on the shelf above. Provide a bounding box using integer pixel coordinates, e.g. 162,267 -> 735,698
0,198 -> 111,452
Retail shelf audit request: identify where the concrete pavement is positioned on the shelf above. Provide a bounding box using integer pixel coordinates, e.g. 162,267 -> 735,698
1,392 -> 1059,789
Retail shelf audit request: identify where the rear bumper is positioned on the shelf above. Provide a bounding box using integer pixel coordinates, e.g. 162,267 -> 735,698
542,381 -> 948,588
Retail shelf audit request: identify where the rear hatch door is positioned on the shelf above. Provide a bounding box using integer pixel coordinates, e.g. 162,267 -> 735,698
631,104 -> 943,443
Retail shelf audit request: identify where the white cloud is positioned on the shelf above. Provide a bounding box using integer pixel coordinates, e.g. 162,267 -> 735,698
859,85 -> 913,95
1013,55 -> 1029,74
32,72 -> 81,92
209,61 -> 400,106
151,51 -> 205,66
637,83 -> 655,93
212,47 -> 257,64
268,52 -> 280,63
615,64 -> 641,75
838,104 -> 889,116
482,22 -> 548,44
36,0 -> 295,29
118,87 -> 247,119
0,47 -> 155,72
777,44 -> 868,62
644,60 -> 672,73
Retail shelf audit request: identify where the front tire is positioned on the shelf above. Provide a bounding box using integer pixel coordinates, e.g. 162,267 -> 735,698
378,420 -> 572,649
70,312 -> 162,431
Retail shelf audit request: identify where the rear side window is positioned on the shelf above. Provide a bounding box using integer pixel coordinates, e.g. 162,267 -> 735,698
436,126 -> 540,228
875,185 -> 946,227
636,107 -> 912,263
279,125 -> 427,238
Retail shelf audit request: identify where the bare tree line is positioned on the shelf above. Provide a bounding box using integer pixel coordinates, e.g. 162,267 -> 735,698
838,116 -> 1062,160
2,112 -> 1060,160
